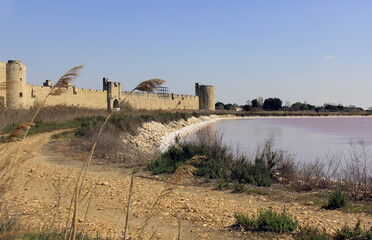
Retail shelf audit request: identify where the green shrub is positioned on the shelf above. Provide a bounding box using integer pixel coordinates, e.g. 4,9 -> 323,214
230,157 -> 272,187
233,182 -> 245,193
326,188 -> 349,210
335,220 -> 372,240
234,208 -> 298,233
147,144 -> 195,174
296,225 -> 329,240
147,139 -> 232,179
216,178 -> 229,190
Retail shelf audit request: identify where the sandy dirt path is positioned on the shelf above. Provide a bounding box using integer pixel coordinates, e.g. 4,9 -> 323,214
2,129 -> 372,239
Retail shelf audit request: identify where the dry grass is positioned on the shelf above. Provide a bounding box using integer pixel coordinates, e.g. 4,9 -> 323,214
134,79 -> 165,93
0,106 -> 108,130
67,78 -> 167,240
0,65 -> 86,239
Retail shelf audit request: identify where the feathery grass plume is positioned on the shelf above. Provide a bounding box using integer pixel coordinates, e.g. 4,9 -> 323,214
12,65 -> 83,161
0,65 -> 83,239
0,80 -> 17,91
68,78 -> 166,240
9,122 -> 35,141
50,65 -> 84,96
0,82 -> 6,91
134,78 -> 165,93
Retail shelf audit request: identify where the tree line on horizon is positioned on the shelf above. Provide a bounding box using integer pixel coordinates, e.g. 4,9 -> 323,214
215,97 -> 370,113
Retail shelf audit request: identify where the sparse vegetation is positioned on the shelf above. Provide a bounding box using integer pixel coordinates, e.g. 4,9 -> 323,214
325,188 -> 349,210
232,181 -> 245,193
216,177 -> 230,190
148,137 -> 294,188
1,74 -> 372,239
335,220 -> 372,240
296,225 -> 330,240
147,136 -> 233,179
234,208 -> 298,233
23,231 -> 111,240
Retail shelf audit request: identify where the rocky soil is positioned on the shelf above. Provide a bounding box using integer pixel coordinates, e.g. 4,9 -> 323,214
1,116 -> 372,239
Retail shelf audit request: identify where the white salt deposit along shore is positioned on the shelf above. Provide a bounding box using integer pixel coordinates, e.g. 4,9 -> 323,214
158,115 -> 231,153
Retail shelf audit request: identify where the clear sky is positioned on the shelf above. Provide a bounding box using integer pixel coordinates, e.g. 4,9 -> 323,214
1,0 -> 371,109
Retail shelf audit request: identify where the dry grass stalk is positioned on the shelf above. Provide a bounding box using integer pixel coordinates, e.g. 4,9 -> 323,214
137,185 -> 174,240
68,78 -> 166,240
49,65 -> 84,96
11,65 -> 83,173
9,122 -> 35,141
124,175 -> 134,240
137,156 -> 202,239
0,65 -> 83,238
134,79 -> 165,93
148,227 -> 159,240
0,80 -> 17,91
177,218 -> 181,240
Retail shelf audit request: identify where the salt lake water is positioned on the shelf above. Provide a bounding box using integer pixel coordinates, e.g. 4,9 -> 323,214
186,117 -> 372,163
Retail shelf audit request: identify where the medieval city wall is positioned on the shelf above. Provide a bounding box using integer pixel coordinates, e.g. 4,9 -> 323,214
1,60 -> 213,111
26,85 -> 107,109
123,91 -> 199,110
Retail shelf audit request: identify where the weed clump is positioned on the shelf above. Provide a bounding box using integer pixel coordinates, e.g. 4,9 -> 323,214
325,188 -> 349,210
216,178 -> 229,190
296,225 -> 330,240
234,208 -> 298,233
335,220 -> 372,240
147,138 -> 232,179
230,157 -> 272,187
232,182 -> 245,193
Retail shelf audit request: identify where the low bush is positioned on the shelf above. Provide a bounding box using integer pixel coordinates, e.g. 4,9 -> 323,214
325,188 -> 349,210
296,225 -> 330,240
234,208 -> 298,233
147,137 -> 232,179
232,182 -> 245,193
216,178 -> 230,190
230,157 -> 272,187
335,220 -> 372,240
148,137 -> 294,188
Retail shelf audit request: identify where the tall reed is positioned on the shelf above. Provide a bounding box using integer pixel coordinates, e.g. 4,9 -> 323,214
0,65 -> 83,238
67,78 -> 165,240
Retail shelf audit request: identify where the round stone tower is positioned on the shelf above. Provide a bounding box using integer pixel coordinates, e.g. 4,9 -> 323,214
195,83 -> 215,110
6,60 -> 27,108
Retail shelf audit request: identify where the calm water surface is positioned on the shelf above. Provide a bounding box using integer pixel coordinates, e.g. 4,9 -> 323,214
187,117 -> 372,163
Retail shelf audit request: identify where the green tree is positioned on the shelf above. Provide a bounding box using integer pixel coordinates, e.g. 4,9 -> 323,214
263,98 -> 282,111
251,99 -> 260,108
215,102 -> 224,110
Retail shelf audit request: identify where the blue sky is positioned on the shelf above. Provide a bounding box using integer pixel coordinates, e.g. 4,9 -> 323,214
1,0 -> 371,109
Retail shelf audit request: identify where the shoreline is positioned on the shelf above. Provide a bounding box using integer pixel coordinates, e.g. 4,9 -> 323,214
157,114 -> 371,153
158,115 -> 231,152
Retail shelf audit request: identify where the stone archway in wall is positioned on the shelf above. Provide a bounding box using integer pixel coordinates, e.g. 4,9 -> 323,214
113,99 -> 119,109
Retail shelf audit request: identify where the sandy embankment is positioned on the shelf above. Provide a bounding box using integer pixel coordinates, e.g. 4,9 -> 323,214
122,115 -> 234,158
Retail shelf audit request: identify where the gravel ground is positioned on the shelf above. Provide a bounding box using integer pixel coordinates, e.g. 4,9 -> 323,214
1,118 -> 372,239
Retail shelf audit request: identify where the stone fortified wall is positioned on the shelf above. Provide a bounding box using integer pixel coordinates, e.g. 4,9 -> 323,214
0,60 -> 214,111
